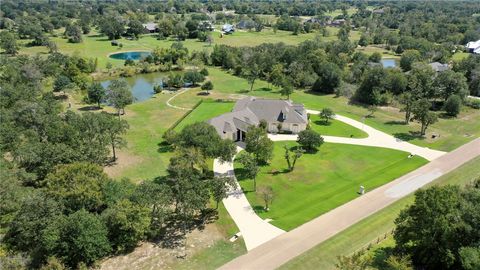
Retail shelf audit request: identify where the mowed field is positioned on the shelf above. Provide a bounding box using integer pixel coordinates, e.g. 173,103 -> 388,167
235,142 -> 427,230
17,26 -> 360,70
280,156 -> 480,270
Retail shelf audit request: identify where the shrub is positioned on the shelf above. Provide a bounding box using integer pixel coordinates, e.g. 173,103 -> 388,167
444,95 -> 462,117
465,97 -> 480,109
297,129 -> 324,152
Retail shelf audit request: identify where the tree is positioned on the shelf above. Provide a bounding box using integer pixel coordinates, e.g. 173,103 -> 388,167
398,92 -> 415,124
162,129 -> 178,146
42,209 -> 111,268
0,31 -> 18,55
312,62 -> 342,94
444,95 -> 462,117
97,112 -> 129,161
297,129 -> 324,152
355,66 -> 386,105
201,81 -> 213,94
183,70 -> 205,86
210,176 -> 235,209
236,152 -> 260,191
101,199 -> 150,252
107,79 -> 134,117
127,19 -> 145,39
4,193 -> 63,254
433,70 -> 469,101
320,108 -> 335,123
386,69 -> 408,95
269,63 -> 285,88
257,186 -> 274,211
412,99 -> 437,136
65,24 -> 82,43
245,126 -> 274,164
86,82 -> 106,108
280,81 -> 294,99
177,122 -> 236,162
459,247 -> 480,270
98,14 -> 125,40
394,186 -> 476,269
43,162 -> 109,213
53,75 -> 72,94
400,50 -> 421,71
245,63 -> 261,92
283,145 -> 304,171
369,52 -> 382,63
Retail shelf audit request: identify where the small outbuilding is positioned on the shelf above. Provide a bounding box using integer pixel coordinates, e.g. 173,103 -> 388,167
429,62 -> 450,72
466,40 -> 480,54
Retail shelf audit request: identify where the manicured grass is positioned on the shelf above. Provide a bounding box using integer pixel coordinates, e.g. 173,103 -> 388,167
174,99 -> 235,131
280,156 -> 480,270
309,114 -> 368,138
235,142 -> 427,230
204,67 -> 480,151
17,27 -> 360,71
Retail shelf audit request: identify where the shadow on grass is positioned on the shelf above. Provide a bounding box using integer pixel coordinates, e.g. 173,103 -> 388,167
438,112 -> 456,119
78,105 -> 102,111
253,205 -> 268,213
385,120 -> 406,125
313,120 -> 332,126
157,141 -> 174,153
197,91 -> 211,96
393,131 -> 424,141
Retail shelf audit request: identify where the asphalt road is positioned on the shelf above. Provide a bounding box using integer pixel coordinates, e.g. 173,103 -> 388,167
219,138 -> 480,270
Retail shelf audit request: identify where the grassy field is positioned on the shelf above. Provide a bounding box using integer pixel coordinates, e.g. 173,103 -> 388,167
234,142 -> 427,230
174,99 -> 235,131
17,26 -> 360,70
280,156 -> 480,270
309,114 -> 368,138
204,67 -> 480,151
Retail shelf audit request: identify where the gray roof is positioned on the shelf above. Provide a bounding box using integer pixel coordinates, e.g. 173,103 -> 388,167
208,97 -> 307,135
142,23 -> 158,31
429,62 -> 449,72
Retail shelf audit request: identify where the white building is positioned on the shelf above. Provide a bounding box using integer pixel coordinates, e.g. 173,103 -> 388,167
466,40 -> 480,54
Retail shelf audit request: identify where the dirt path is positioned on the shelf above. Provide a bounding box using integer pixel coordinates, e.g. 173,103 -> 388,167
219,138 -> 480,270
166,88 -> 191,110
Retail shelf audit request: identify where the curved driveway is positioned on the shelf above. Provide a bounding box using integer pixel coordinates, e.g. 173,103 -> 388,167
214,110 -> 447,252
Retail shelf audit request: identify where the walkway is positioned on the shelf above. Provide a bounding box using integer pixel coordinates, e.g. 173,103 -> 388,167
220,138 -> 480,270
214,145 -> 285,251
214,110 -> 447,252
165,88 -> 191,110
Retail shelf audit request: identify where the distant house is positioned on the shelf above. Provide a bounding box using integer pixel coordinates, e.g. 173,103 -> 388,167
142,23 -> 158,33
221,24 -> 235,34
466,40 -> 480,54
429,62 -> 450,72
372,8 -> 385,15
329,19 -> 346,27
208,97 -> 308,141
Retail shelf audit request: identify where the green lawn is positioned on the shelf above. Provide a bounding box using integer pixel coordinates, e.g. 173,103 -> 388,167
280,156 -> 480,270
17,26 -> 360,71
205,67 -> 480,151
309,114 -> 368,138
235,142 -> 427,230
174,99 -> 235,131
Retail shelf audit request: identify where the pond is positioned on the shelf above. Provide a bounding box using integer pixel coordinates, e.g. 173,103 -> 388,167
109,51 -> 151,61
381,58 -> 398,68
101,72 -> 167,102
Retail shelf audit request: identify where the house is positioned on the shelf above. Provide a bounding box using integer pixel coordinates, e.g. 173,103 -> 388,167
142,23 -> 158,33
429,62 -> 450,72
329,19 -> 346,27
466,40 -> 480,54
221,24 -> 235,34
372,8 -> 385,15
208,97 -> 308,141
